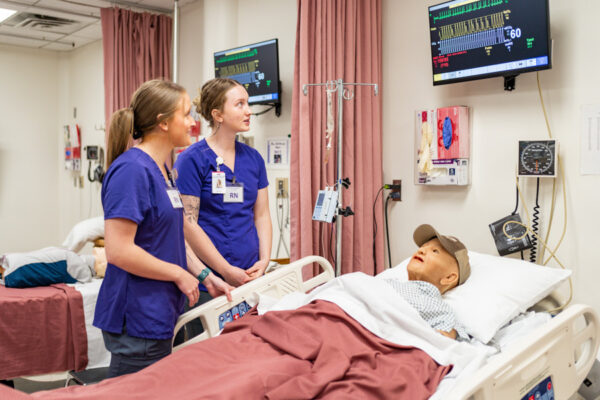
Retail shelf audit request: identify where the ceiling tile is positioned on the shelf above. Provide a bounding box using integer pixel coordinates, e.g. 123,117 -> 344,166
68,33 -> 96,46
0,34 -> 45,47
42,40 -> 75,50
36,0 -> 101,17
0,0 -> 37,7
0,23 -> 64,40
70,20 -> 100,39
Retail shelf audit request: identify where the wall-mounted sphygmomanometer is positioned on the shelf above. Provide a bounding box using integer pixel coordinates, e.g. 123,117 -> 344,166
489,139 -> 558,261
85,145 -> 105,183
518,140 -> 557,178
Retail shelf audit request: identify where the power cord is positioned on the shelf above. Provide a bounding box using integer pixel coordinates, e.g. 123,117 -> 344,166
511,181 -> 525,260
274,190 -> 290,259
372,185 -> 385,270
537,72 -> 568,266
252,104 -> 276,116
530,178 -> 540,263
384,194 -> 392,269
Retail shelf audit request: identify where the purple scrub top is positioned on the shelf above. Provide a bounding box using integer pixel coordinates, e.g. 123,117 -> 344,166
94,148 -> 186,340
174,139 -> 268,289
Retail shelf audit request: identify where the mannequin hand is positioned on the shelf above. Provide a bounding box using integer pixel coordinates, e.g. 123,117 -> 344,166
245,260 -> 268,281
174,269 -> 200,307
223,265 -> 250,287
204,273 -> 233,301
437,329 -> 457,340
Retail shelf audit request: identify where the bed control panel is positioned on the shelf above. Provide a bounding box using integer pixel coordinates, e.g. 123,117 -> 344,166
521,376 -> 554,400
218,300 -> 251,330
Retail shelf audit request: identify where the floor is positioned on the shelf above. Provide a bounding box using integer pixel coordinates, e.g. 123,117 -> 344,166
13,377 -> 68,393
1,372 -> 68,394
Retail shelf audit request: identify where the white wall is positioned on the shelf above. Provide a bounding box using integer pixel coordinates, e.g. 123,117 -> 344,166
382,0 -> 600,308
0,41 -> 104,254
5,0 -> 598,312
178,0 -> 296,260
0,46 -> 61,252
57,40 -> 106,245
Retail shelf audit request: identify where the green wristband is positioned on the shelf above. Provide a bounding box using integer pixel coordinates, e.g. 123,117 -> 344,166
197,268 -> 210,283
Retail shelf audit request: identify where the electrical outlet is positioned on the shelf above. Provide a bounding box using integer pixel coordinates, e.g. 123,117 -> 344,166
391,179 -> 401,201
275,177 -> 288,198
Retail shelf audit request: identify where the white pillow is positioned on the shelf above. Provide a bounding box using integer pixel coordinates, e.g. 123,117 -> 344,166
376,251 -> 571,343
62,216 -> 104,253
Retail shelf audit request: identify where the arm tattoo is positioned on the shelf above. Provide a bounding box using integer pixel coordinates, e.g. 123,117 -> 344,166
181,195 -> 200,224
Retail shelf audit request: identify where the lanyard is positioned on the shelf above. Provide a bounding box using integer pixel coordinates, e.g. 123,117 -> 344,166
166,166 -> 178,189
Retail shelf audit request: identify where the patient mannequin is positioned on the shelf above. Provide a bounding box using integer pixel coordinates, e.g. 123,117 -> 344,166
384,224 -> 471,340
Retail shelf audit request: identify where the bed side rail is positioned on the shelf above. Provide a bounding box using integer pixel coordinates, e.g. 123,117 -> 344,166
172,255 -> 334,351
447,304 -> 599,400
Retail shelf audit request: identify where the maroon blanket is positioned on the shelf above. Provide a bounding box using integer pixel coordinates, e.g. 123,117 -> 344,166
0,284 -> 88,379
0,300 -> 450,399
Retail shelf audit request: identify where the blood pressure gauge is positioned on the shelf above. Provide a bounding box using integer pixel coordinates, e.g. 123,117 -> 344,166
518,140 -> 557,177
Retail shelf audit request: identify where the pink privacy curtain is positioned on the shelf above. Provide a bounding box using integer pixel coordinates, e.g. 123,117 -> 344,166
290,0 -> 383,275
101,7 -> 172,126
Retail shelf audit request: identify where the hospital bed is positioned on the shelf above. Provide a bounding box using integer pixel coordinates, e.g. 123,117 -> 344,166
0,254 -> 597,399
0,278 -> 109,381
172,255 -> 599,400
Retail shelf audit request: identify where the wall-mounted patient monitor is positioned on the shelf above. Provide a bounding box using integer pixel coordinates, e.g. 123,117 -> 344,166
428,0 -> 552,90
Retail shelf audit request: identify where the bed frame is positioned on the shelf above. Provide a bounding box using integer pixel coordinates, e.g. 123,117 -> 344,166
173,256 -> 599,399
449,303 -> 599,399
173,256 -> 335,350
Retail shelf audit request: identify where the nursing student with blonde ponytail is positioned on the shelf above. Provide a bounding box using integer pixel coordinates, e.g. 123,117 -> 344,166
94,79 -> 233,378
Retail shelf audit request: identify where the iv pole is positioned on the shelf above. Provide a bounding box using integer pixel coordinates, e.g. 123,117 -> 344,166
302,79 -> 378,276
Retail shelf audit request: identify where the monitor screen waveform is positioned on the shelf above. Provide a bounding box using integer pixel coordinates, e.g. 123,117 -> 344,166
428,0 -> 551,85
214,39 -> 280,104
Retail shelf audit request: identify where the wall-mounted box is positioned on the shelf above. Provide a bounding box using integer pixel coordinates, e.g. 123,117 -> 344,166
415,107 -> 470,186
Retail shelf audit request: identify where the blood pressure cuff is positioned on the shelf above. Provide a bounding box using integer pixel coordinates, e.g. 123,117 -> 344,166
0,247 -> 94,288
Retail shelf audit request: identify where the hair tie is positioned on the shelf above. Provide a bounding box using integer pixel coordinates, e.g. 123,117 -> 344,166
132,129 -> 143,139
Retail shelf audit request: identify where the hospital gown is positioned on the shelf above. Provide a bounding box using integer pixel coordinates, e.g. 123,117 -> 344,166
384,279 -> 469,340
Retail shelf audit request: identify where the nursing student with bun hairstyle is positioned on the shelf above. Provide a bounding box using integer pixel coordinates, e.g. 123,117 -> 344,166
175,78 -> 272,313
95,79 -> 233,378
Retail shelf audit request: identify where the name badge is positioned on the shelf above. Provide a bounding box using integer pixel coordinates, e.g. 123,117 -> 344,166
224,183 -> 244,203
167,189 -> 183,208
212,171 -> 226,194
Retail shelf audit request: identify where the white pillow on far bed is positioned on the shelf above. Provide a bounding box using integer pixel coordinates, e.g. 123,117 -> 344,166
62,216 -> 104,253
376,251 -> 571,343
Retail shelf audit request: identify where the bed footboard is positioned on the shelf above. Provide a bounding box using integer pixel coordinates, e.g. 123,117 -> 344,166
172,256 -> 334,351
448,304 -> 599,400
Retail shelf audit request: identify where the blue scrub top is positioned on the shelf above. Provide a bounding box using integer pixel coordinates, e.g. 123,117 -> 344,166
174,139 -> 268,287
94,148 -> 187,340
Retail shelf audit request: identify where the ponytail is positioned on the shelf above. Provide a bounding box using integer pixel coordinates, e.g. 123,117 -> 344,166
105,79 -> 185,170
106,108 -> 134,169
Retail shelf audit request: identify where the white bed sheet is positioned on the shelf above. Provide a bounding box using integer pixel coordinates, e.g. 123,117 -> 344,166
433,310 -> 553,398
258,272 -> 496,397
70,278 -> 110,370
256,272 -> 559,399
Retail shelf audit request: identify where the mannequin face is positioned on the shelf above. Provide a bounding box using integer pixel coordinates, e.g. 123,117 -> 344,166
212,85 -> 251,133
406,238 -> 459,293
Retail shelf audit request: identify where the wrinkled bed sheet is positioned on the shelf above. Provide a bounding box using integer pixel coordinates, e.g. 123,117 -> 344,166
0,284 -> 88,379
1,300 -> 450,400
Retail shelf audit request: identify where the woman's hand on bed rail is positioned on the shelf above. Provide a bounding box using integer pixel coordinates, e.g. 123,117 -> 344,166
222,265 -> 251,287
245,259 -> 269,281
204,273 -> 234,301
